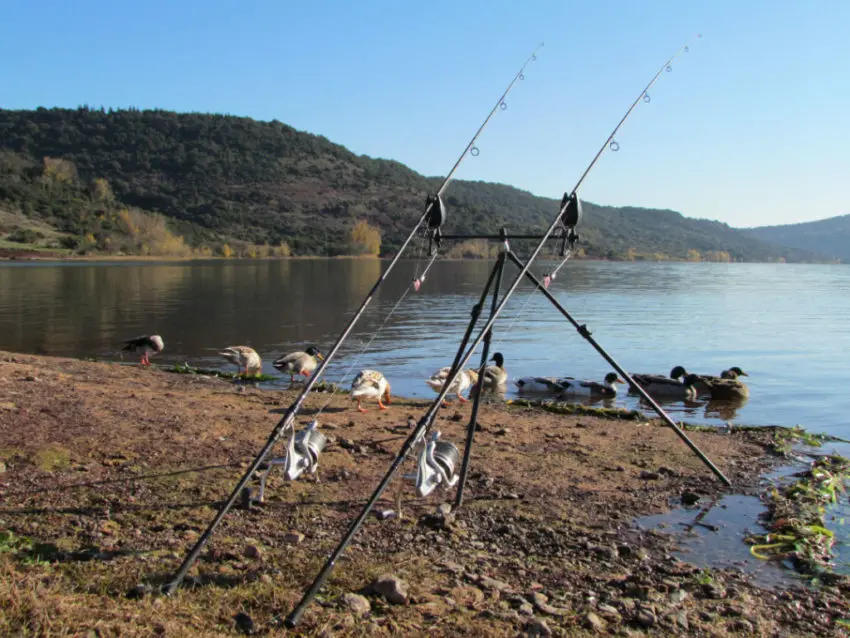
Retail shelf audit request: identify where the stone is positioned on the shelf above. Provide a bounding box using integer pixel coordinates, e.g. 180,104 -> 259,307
669,589 -> 688,604
233,612 -> 255,635
680,491 -> 701,506
375,509 -> 397,520
732,619 -> 754,633
525,618 -> 553,637
370,574 -> 409,605
283,531 -> 305,544
636,608 -> 656,628
639,471 -> 660,480
479,576 -> 511,592
340,592 -> 371,617
701,583 -> 727,599
243,544 -> 262,559
584,611 -> 607,632
531,592 -> 569,616
519,602 -> 534,616
670,610 -> 689,630
597,603 -> 620,617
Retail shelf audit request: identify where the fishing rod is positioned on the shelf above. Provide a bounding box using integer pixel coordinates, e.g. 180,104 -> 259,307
162,42 -> 543,596
283,36 -> 708,628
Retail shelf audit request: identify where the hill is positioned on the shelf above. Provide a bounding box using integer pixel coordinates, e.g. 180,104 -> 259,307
744,215 -> 849,263
0,107 -> 829,262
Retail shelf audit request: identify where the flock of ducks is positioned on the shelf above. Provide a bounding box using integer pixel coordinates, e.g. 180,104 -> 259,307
515,365 -> 750,401
121,335 -> 749,410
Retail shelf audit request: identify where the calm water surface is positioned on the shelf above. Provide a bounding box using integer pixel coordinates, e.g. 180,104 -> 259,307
1,259 -> 848,438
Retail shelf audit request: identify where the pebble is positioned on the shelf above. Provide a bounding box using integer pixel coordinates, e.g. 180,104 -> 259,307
597,603 -> 620,617
340,592 -> 371,617
369,574 -> 409,605
669,589 -> 688,604
636,608 -> 656,628
243,544 -> 262,559
233,612 -> 255,635
639,471 -> 660,480
584,611 -> 607,632
525,618 -> 552,637
283,531 -> 305,544
680,491 -> 701,505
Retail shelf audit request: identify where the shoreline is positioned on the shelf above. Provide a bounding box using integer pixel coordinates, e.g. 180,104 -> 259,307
0,352 -> 847,635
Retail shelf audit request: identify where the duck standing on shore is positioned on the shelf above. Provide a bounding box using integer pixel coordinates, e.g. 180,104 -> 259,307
426,367 -> 478,404
481,352 -> 508,390
122,335 -> 164,366
273,346 -> 324,383
351,370 -> 391,412
558,372 -> 626,398
219,346 -> 262,376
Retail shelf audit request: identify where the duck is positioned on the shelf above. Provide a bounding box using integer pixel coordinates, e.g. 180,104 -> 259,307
219,346 -> 262,376
558,372 -> 626,398
426,367 -> 478,404
514,376 -> 569,394
273,346 -> 324,383
671,366 -> 750,400
351,370 -> 391,412
481,352 -> 508,389
122,335 -> 164,366
629,366 -> 698,400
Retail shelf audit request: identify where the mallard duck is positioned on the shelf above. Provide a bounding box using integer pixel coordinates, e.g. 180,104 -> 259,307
558,372 -> 626,398
219,346 -> 262,376
273,346 -> 324,383
629,366 -> 698,400
514,376 -> 568,394
671,366 -> 750,400
351,370 -> 391,412
426,367 -> 477,404
482,352 -> 508,389
122,335 -> 164,366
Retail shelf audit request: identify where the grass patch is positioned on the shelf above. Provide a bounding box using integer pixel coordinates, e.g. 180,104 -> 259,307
32,445 -> 72,472
164,362 -> 276,383
507,398 -> 645,421
746,454 -> 850,579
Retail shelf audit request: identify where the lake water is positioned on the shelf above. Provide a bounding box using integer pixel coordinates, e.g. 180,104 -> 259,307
1,259 -> 849,439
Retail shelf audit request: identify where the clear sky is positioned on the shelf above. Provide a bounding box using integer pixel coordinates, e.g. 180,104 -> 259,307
1,0 -> 847,227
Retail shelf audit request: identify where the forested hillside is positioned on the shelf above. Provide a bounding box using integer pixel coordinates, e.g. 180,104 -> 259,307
0,107 -> 829,261
745,215 -> 850,263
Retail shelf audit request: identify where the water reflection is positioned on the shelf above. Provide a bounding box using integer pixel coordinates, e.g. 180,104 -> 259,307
1,260 -> 849,436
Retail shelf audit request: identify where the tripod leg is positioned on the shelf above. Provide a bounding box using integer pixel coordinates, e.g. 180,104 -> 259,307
454,252 -> 506,509
282,254 -> 507,627
504,250 -> 731,487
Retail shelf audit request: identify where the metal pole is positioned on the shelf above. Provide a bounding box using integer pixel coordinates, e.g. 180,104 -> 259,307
283,255 -> 507,627
454,251 -> 506,509
504,249 -> 731,486
163,214 -> 428,595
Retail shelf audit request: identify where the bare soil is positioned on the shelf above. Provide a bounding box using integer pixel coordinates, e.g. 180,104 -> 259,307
0,352 -> 847,636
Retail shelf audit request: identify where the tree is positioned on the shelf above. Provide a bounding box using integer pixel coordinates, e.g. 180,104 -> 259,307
349,220 -> 381,255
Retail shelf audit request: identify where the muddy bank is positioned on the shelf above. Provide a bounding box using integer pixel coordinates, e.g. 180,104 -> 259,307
0,352 -> 847,636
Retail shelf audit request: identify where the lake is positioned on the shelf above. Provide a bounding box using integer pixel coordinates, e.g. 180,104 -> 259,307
1,258 -> 848,439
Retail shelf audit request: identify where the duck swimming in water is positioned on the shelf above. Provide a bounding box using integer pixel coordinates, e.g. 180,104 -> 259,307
122,335 -> 164,366
273,346 -> 324,383
219,346 -> 262,376
629,366 -> 698,400
672,366 -> 750,400
351,370 -> 391,412
514,376 -> 568,394
558,372 -> 626,398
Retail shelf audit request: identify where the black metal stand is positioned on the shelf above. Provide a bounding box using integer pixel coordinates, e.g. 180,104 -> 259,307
454,251 -> 506,509
283,251 -> 510,628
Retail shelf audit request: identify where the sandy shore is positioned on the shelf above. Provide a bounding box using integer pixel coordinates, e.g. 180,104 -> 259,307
0,352 -> 846,636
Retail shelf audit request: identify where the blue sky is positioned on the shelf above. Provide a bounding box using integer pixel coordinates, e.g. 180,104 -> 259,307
1,0 -> 847,227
